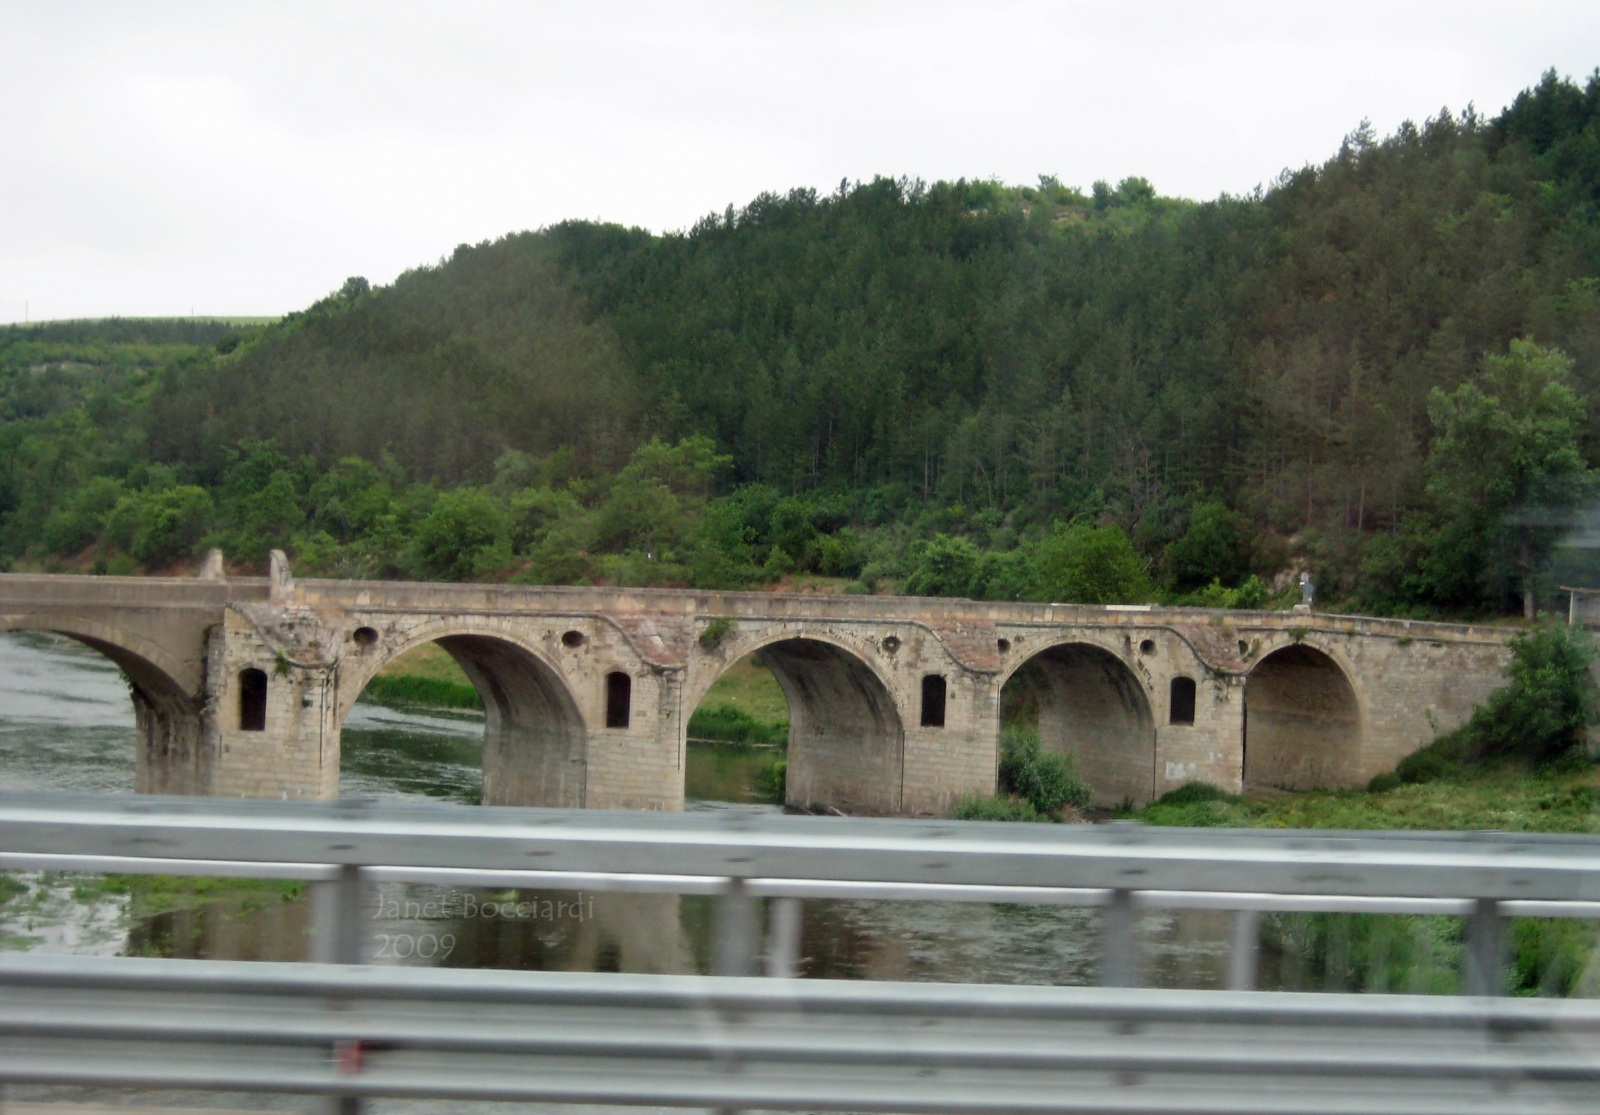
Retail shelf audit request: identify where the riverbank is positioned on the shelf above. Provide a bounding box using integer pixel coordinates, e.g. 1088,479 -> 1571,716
1126,765 -> 1600,996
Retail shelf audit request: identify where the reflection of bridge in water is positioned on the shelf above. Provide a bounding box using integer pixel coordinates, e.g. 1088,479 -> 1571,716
0,558 -> 1513,813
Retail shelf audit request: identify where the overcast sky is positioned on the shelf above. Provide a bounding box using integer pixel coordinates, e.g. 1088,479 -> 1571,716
3,2 -> 1597,324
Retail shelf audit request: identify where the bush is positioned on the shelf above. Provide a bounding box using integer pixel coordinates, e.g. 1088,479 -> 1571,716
1396,733 -> 1473,784
1366,771 -> 1403,793
1164,502 -> 1247,589
105,486 -> 216,567
754,757 -> 787,804
1028,522 -> 1152,604
413,489 -> 511,580
687,704 -> 788,745
953,795 -> 1045,822
362,675 -> 483,710
698,616 -> 736,649
1395,624 -> 1597,783
998,728 -> 1093,813
1155,781 -> 1235,806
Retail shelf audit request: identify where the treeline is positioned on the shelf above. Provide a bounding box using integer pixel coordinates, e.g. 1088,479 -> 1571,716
2,69 -> 1600,618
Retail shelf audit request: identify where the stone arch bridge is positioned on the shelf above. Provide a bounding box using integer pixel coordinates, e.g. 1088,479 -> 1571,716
0,566 -> 1513,814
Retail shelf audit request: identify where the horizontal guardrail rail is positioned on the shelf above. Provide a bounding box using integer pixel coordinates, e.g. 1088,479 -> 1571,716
3,953 -> 1600,1115
5,791 -> 1600,992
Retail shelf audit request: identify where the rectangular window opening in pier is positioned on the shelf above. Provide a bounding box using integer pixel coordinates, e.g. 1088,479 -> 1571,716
606,671 -> 632,729
921,674 -> 947,728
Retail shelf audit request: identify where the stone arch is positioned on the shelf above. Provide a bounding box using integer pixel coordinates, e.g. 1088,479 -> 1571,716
0,614 -> 202,794
1001,640 -> 1156,807
689,630 -> 906,814
1244,642 -> 1362,790
338,619 -> 587,808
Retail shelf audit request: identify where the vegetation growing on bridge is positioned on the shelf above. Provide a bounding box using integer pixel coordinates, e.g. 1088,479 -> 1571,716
954,728 -> 1094,822
4,70 -> 1600,620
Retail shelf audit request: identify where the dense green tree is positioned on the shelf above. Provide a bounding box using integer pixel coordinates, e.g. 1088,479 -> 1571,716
1424,339 -> 1594,615
1164,502 -> 1248,589
3,68 -> 1600,620
1028,522 -> 1152,604
413,489 -> 511,581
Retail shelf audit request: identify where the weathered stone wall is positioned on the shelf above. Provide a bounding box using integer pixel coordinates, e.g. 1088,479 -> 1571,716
207,606 -> 339,800
0,573 -> 1519,812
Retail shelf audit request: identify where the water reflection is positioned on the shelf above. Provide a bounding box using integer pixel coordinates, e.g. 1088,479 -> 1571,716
342,702 -> 485,804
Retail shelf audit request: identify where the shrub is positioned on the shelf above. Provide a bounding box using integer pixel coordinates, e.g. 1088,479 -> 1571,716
698,616 -> 736,649
953,795 -> 1045,822
1155,781 -> 1235,806
105,486 -> 216,567
413,488 -> 511,580
362,675 -> 483,710
754,757 -> 787,804
1366,771 -> 1403,793
998,728 -> 1093,813
1028,522 -> 1152,604
1396,624 -> 1597,783
687,704 -> 788,745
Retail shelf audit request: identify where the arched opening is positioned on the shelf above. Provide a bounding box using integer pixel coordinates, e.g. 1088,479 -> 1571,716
343,635 -> 586,808
0,626 -> 201,796
1001,642 -> 1155,807
687,639 -> 904,815
1243,645 -> 1361,790
682,653 -> 791,808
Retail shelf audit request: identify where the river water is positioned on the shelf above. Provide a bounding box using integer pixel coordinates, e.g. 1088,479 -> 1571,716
0,629 -> 1453,994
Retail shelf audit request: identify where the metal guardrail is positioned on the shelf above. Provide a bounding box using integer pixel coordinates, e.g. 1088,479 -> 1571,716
3,952 -> 1599,1115
5,791 -> 1600,993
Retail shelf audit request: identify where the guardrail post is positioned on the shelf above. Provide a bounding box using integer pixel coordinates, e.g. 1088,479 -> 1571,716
1226,909 -> 1259,991
310,864 -> 365,965
765,897 -> 802,978
311,864 -> 366,1115
1463,898 -> 1503,997
713,877 -> 759,976
1100,889 -> 1138,987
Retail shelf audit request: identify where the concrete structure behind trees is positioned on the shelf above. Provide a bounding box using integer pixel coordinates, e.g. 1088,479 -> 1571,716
0,561 -> 1514,813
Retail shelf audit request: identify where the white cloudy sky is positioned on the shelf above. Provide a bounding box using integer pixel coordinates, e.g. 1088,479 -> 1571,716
2,1 -> 1597,323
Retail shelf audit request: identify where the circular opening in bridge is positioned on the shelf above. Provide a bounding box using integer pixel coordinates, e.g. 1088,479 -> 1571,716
352,627 -> 379,650
997,638 -> 1011,654
880,635 -> 900,654
1243,645 -> 1360,791
1139,639 -> 1155,656
561,630 -> 586,649
343,636 -> 584,808
0,627 -> 198,795
688,641 -> 905,814
1001,642 -> 1155,808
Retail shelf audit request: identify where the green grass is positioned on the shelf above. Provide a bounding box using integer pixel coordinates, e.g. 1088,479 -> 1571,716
362,674 -> 482,710
1134,768 -> 1600,995
698,653 -> 790,722
1133,767 -> 1600,833
686,704 -> 787,745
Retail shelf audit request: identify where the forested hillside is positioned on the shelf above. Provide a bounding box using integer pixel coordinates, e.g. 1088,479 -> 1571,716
4,69 -> 1599,618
